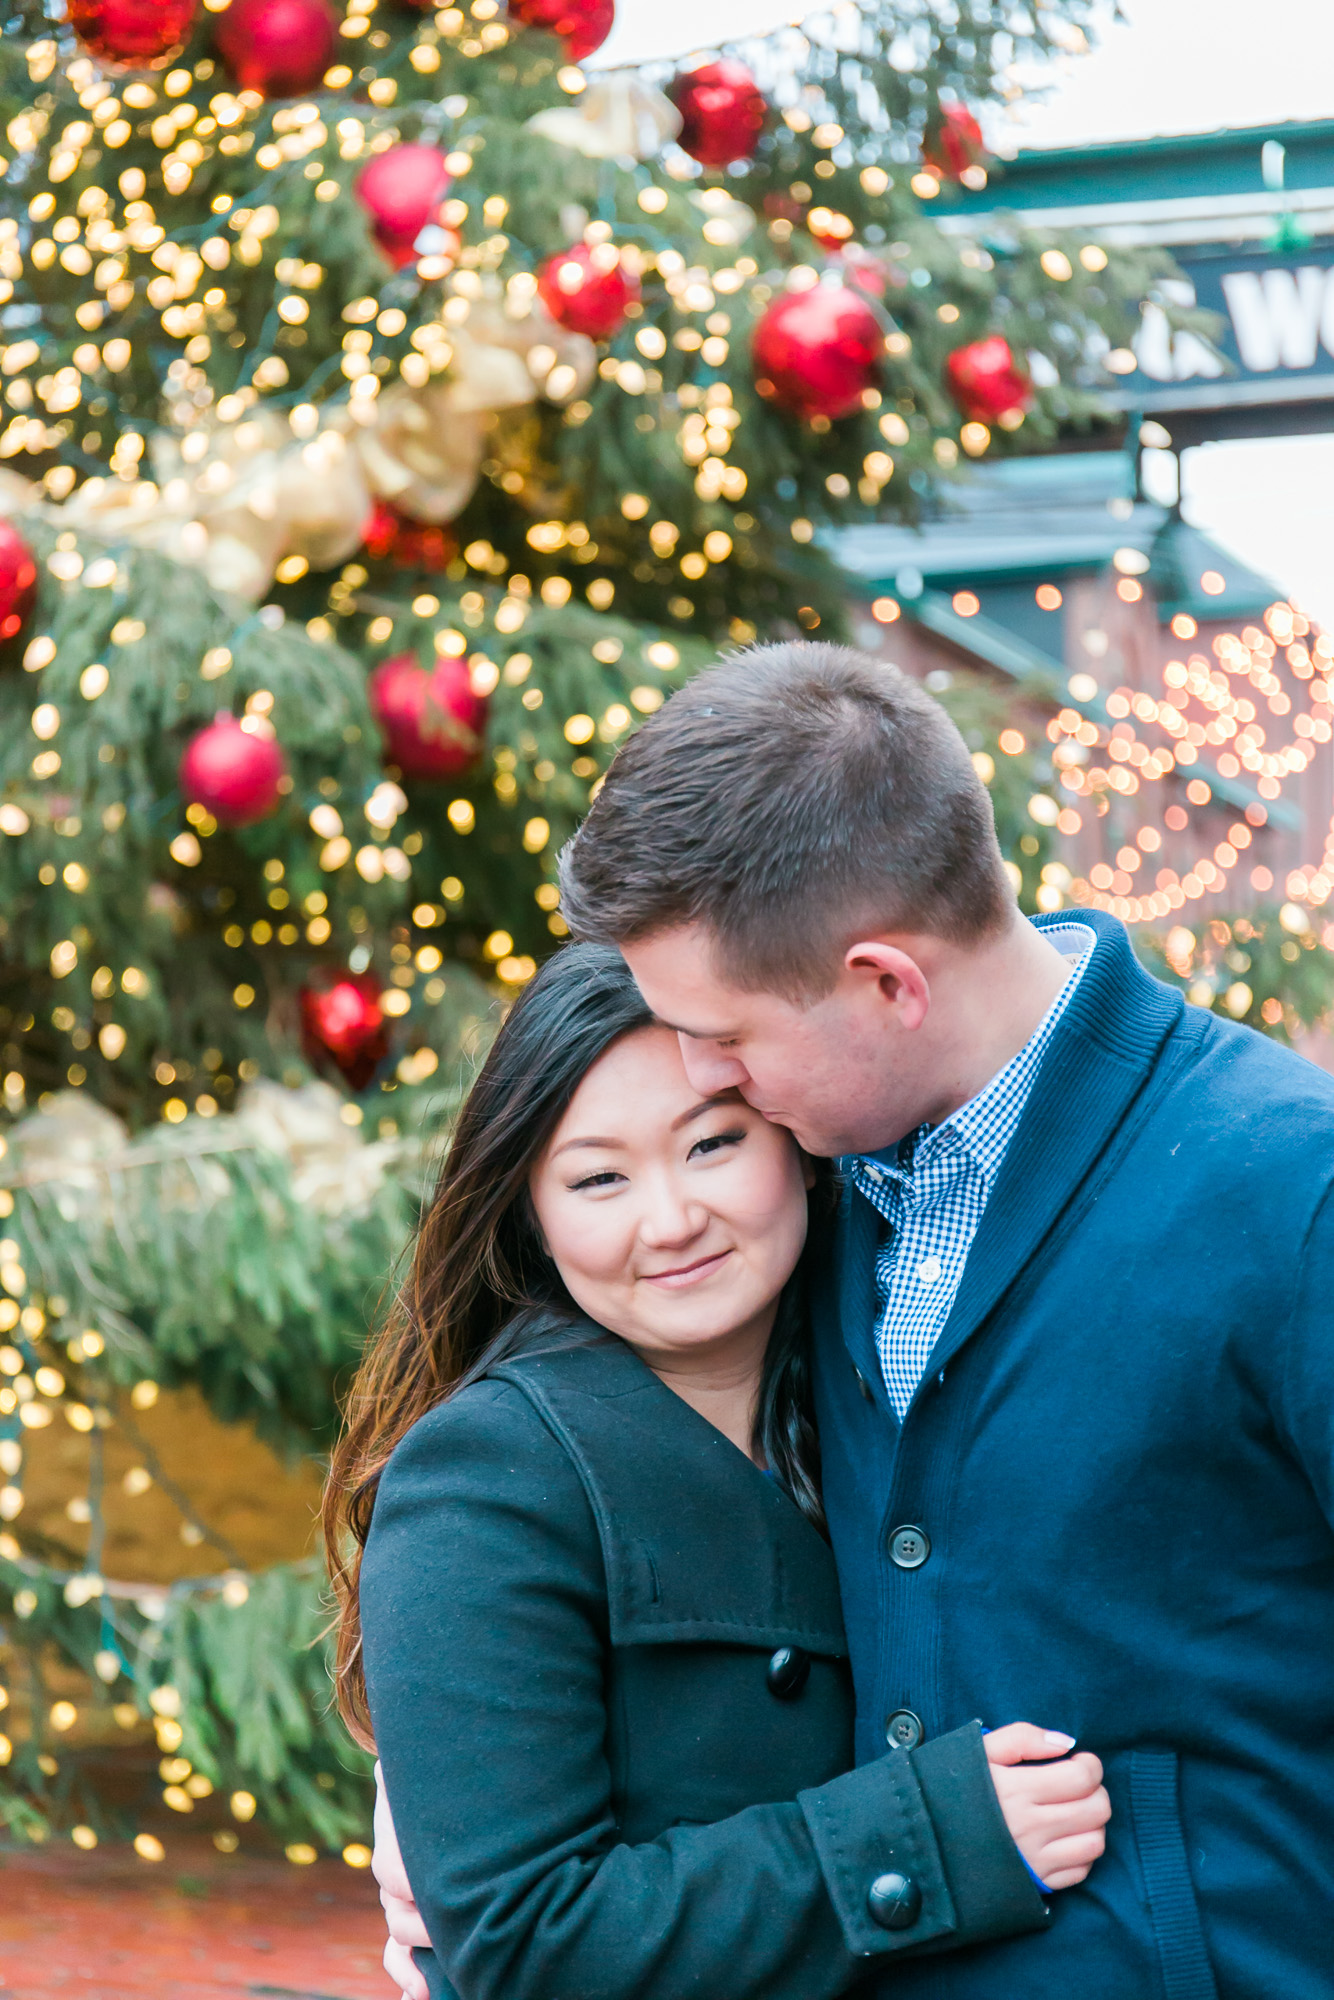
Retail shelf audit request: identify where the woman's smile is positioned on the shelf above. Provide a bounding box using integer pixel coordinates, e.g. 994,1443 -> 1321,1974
640,1248 -> 734,1289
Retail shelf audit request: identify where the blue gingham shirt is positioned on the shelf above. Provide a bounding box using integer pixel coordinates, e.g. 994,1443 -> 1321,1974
852,923 -> 1095,1417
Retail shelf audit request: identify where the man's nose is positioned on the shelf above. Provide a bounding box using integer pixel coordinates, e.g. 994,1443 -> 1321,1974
677,1033 -> 749,1094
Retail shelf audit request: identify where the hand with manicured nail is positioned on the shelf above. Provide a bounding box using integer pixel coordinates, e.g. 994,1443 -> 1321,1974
982,1724 -> 1111,1890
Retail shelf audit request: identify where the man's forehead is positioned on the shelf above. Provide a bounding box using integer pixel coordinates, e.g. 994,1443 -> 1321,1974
626,956 -> 810,1045
622,934 -> 752,1031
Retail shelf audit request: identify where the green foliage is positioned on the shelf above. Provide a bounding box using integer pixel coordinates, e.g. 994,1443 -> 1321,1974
0,0 -> 1171,1133
0,1102 -> 442,1853
0,1074 -> 500,1442
934,669 -> 1057,908
1137,906 -> 1334,1044
0,1551 -> 371,1849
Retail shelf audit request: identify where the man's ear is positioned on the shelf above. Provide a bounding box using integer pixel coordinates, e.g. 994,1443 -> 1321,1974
843,939 -> 930,1031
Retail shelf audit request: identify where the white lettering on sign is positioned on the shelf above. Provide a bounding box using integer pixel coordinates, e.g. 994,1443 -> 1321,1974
1137,264 -> 1334,383
1221,266 -> 1334,370
1135,278 -> 1225,384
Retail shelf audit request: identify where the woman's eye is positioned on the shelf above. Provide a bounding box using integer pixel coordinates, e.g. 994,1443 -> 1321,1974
688,1128 -> 745,1160
570,1169 -> 625,1191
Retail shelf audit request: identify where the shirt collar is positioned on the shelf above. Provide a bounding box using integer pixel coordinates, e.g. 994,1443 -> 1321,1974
857,920 -> 1096,1187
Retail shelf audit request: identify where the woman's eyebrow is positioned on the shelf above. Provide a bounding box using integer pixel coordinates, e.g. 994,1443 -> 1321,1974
550,1133 -> 627,1157
671,1094 -> 737,1131
551,1094 -> 737,1158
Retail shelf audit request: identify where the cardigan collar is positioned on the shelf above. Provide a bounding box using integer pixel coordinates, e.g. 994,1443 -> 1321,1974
1033,906 -> 1184,1065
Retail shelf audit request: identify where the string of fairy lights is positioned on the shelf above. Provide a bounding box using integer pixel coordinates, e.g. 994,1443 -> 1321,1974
874,571 -> 1334,961
1048,597 -> 1334,928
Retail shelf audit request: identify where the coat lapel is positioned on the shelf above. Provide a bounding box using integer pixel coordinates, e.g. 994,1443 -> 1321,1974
492,1334 -> 848,1655
909,913 -> 1188,1405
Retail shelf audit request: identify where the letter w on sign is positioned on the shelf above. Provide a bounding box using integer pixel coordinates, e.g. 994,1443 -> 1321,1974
1221,265 -> 1334,372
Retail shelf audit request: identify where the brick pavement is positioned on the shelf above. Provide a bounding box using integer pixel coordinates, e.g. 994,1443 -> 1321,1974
0,1834 -> 390,2000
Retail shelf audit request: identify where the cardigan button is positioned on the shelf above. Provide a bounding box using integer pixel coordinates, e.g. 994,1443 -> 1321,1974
867,1871 -> 922,1931
889,1525 -> 931,1569
851,1364 -> 874,1403
885,1708 -> 923,1750
766,1645 -> 811,1700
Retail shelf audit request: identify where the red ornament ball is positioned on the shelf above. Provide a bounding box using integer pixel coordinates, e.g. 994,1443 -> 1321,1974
178,715 -> 287,827
841,247 -> 889,298
66,0 -> 196,64
213,0 -> 339,96
355,144 -> 453,270
669,60 -> 767,169
0,521 -> 38,644
507,0 -> 613,62
922,103 -> 985,182
364,502 -> 458,572
369,651 -> 487,782
752,285 -> 883,421
944,335 -> 1032,424
537,242 -> 639,342
300,976 -> 387,1091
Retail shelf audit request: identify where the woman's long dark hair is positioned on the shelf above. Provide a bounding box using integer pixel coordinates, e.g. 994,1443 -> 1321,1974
324,942 -> 826,1747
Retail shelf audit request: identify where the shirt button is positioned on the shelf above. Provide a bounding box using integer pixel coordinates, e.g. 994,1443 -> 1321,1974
885,1709 -> 923,1750
916,1255 -> 942,1285
867,1871 -> 922,1932
889,1525 -> 931,1570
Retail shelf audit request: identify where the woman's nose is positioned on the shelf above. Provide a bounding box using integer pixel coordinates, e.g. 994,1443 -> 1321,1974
637,1179 -> 708,1249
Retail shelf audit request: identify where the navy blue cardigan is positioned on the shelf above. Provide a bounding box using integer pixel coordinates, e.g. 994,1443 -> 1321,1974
814,908 -> 1334,2000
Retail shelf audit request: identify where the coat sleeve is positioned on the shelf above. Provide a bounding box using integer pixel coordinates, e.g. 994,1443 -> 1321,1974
360,1381 -> 1046,2000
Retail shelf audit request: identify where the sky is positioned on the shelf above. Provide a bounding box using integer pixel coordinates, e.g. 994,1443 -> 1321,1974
595,0 -> 1334,625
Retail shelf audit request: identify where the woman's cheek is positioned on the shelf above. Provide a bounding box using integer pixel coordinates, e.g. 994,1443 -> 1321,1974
551,1200 -> 635,1292
723,1149 -> 809,1261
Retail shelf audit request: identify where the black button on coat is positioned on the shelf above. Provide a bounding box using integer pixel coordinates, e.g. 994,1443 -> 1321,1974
360,1329 -> 1044,2000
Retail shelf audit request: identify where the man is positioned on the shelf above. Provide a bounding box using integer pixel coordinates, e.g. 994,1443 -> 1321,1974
552,642 -> 1334,1998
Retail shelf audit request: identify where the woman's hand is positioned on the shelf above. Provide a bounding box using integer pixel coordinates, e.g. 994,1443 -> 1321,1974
374,1761 -> 431,2000
983,1723 -> 1111,1891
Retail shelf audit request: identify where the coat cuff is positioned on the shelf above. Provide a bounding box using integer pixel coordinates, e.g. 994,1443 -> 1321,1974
797,1744 -> 958,1957
910,1722 -> 1051,1948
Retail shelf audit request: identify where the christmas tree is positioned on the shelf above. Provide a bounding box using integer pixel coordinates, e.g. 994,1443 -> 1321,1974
0,0 -> 1191,1860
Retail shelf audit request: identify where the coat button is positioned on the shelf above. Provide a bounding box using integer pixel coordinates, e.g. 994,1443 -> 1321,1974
885,1708 -> 923,1750
766,1645 -> 811,1700
867,1871 -> 922,1931
889,1525 -> 930,1569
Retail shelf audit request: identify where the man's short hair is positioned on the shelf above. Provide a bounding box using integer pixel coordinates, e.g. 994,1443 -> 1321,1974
559,641 -> 1013,999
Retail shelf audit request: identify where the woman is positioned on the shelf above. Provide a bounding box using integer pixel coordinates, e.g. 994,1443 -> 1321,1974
325,944 -> 1109,2000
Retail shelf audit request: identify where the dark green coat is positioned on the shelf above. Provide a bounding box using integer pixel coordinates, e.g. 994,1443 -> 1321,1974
360,1329 -> 1044,2000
